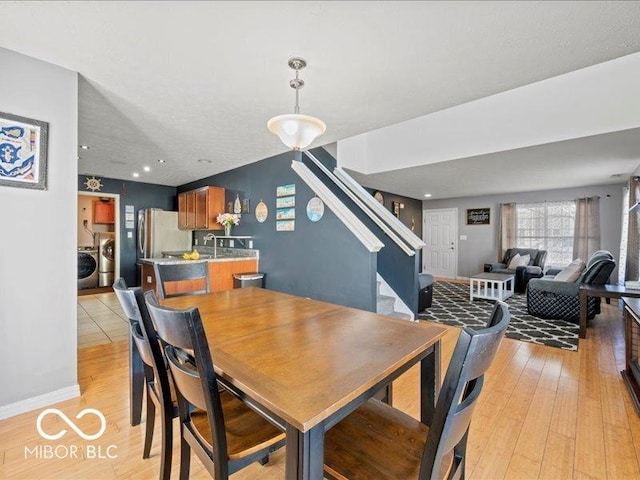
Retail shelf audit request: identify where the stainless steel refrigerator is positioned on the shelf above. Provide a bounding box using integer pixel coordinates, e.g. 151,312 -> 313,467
137,209 -> 192,259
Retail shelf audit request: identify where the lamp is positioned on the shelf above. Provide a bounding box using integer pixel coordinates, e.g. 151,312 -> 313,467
267,57 -> 326,151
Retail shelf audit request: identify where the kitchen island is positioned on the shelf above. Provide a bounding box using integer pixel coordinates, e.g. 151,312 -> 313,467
139,247 -> 259,294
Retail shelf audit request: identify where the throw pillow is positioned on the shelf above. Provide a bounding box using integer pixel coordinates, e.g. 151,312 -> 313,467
508,253 -> 530,269
553,259 -> 586,282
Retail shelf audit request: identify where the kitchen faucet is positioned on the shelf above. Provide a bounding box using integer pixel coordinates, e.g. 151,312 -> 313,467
203,233 -> 217,258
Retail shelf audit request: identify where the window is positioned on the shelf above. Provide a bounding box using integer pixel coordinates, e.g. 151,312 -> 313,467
516,201 -> 576,266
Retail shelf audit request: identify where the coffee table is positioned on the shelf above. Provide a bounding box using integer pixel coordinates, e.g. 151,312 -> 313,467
470,272 -> 514,302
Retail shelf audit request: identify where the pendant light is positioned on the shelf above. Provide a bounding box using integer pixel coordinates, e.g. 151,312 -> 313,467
267,57 -> 326,151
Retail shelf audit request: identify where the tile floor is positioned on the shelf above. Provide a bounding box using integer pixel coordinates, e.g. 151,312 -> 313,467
77,292 -> 129,348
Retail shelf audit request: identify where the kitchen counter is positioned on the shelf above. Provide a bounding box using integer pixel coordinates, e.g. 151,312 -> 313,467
139,247 -> 258,265
139,247 -> 260,293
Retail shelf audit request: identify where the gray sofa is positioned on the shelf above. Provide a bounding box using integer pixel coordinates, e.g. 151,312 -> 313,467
485,248 -> 547,294
526,250 -> 615,323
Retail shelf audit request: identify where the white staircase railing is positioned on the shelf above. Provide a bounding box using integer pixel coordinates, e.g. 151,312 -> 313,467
303,151 -> 418,256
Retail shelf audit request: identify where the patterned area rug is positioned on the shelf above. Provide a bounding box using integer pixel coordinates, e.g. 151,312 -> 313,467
417,281 -> 579,351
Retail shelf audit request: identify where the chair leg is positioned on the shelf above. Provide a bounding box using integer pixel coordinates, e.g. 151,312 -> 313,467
143,386 -> 155,459
158,407 -> 173,480
259,455 -> 269,465
179,435 -> 191,480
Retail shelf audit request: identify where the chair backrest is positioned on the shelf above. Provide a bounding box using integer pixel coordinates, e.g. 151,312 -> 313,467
153,261 -> 210,300
503,248 -> 547,268
144,290 -> 229,472
420,301 -> 510,480
113,278 -> 173,408
578,250 -> 615,285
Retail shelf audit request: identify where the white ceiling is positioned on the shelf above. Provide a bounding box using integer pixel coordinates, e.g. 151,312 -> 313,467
1,1 -> 640,191
346,127 -> 640,200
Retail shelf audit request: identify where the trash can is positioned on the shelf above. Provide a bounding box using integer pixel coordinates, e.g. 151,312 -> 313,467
233,272 -> 266,289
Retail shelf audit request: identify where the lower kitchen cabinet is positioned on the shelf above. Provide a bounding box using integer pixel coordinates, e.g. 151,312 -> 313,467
141,259 -> 258,295
209,260 -> 258,291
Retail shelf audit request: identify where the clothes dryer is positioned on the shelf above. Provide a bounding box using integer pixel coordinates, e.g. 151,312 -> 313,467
78,247 -> 99,289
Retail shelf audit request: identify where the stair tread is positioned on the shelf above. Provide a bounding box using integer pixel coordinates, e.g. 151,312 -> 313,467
377,294 -> 395,302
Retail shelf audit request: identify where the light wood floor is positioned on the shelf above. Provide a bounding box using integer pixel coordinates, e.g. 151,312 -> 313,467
1,302 -> 638,479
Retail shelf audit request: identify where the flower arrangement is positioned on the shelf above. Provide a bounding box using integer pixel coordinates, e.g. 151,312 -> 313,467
217,213 -> 240,228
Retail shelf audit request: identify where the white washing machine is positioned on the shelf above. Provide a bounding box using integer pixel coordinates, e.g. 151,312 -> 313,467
78,247 -> 99,289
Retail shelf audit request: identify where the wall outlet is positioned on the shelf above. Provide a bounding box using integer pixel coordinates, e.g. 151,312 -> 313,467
194,239 -> 198,246
127,231 -> 133,239
248,240 -> 253,249
460,235 -> 468,240
83,219 -> 88,227
229,239 -> 234,248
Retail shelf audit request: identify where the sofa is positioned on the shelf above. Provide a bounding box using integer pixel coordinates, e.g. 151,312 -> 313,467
485,248 -> 547,294
526,250 -> 615,323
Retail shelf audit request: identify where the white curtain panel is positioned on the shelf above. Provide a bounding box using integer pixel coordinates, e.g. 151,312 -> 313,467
573,196 -> 601,262
499,203 -> 517,260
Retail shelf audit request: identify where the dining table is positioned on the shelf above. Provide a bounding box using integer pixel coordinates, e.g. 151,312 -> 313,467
149,287 -> 446,480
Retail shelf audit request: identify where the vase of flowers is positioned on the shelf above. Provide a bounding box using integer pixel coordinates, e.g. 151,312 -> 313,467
217,213 -> 240,236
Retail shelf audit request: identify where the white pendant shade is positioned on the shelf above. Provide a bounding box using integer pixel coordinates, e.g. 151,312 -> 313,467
267,113 -> 326,151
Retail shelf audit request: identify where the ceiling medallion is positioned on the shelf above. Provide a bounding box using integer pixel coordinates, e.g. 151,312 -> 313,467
84,176 -> 103,192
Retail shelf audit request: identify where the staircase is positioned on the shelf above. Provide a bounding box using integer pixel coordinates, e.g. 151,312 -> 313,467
376,281 -> 412,320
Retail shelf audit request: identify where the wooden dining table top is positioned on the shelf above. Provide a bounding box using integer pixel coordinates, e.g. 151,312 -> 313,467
162,287 -> 447,432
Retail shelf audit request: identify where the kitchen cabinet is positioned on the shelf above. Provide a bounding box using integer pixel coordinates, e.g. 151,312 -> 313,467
209,259 -> 258,291
141,263 -> 157,293
178,186 -> 224,230
141,258 -> 258,295
93,199 -> 115,224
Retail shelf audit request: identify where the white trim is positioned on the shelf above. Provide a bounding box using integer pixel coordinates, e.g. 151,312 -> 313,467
291,160 -> 384,253
303,151 -> 415,256
332,166 -> 426,250
376,274 -> 415,321
0,384 -> 80,420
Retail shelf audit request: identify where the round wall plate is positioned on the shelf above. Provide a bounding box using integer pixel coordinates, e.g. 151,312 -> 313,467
255,201 -> 268,223
373,191 -> 384,204
306,197 -> 324,222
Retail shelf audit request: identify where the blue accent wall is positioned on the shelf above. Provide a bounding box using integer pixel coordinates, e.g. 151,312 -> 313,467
78,176 -> 177,285
179,151 -> 377,312
307,148 -> 422,313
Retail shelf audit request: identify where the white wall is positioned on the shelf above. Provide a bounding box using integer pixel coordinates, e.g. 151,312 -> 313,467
0,48 -> 78,416
339,52 -> 640,175
423,183 -> 624,279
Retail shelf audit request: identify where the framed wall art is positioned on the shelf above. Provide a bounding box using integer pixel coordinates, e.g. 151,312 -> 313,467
466,208 -> 490,225
0,111 -> 49,190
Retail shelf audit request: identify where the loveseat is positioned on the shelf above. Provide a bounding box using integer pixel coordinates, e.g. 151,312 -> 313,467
526,250 -> 615,323
485,248 -> 547,294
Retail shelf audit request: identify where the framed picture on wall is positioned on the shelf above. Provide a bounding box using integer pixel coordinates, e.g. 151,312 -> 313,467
466,208 -> 490,225
0,111 -> 49,190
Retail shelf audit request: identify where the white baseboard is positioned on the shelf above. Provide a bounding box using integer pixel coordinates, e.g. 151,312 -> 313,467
0,384 -> 80,420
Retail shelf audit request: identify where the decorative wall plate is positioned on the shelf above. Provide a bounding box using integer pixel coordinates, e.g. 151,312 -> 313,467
255,200 -> 268,223
373,191 -> 384,204
306,197 -> 324,222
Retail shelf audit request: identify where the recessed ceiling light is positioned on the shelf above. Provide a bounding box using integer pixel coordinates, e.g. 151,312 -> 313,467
424,194 -> 432,198
197,159 -> 212,164
143,166 -> 151,172
132,172 -> 140,178
157,159 -> 166,164
79,145 -> 90,150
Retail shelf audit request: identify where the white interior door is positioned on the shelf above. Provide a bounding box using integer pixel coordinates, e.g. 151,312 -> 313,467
423,208 -> 458,278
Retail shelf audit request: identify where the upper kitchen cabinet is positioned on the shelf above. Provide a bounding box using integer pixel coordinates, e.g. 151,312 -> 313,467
178,186 -> 225,230
93,199 -> 115,224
